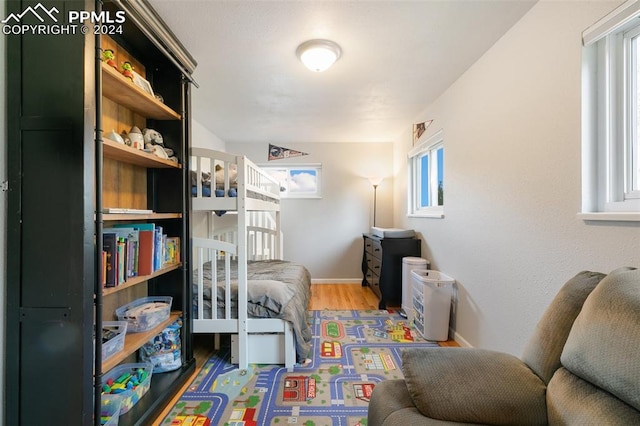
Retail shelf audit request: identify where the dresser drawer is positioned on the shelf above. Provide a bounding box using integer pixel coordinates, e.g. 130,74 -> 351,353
368,256 -> 381,275
366,270 -> 381,298
365,238 -> 382,258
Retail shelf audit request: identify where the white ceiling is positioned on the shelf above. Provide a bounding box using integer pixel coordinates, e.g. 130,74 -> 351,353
149,0 -> 537,145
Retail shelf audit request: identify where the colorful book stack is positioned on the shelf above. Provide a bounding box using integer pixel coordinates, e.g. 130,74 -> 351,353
101,223 -> 180,287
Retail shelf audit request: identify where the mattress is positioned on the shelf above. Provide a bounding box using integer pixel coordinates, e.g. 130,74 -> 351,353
193,259 -> 312,361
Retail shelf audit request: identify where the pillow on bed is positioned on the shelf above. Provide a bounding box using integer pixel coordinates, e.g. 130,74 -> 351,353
215,164 -> 238,188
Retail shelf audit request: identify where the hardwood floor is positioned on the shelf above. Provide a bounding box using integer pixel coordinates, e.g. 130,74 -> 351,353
151,283 -> 458,424
309,283 -> 380,310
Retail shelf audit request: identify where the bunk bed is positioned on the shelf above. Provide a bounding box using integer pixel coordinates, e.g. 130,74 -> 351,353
190,148 -> 312,371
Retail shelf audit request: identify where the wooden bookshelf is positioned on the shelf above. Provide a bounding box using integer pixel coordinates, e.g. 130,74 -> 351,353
98,28 -> 194,426
102,263 -> 182,296
5,4 -> 195,425
101,63 -> 181,121
102,311 -> 182,372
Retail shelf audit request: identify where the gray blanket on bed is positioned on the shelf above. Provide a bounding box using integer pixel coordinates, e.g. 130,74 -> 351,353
193,259 -> 312,361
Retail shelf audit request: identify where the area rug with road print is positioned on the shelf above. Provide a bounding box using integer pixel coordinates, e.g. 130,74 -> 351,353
160,309 -> 439,426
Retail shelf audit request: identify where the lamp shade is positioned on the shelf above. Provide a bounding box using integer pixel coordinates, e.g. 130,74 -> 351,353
296,39 -> 342,72
368,176 -> 383,187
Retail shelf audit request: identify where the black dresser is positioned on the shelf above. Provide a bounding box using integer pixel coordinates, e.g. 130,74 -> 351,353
362,233 -> 421,309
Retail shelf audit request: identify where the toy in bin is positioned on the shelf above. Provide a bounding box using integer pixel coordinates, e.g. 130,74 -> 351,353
100,321 -> 127,362
116,296 -> 172,332
100,395 -> 122,426
139,318 -> 182,373
102,363 -> 153,415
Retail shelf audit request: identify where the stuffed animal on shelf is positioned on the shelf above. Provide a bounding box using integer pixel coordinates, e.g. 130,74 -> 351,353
121,61 -> 134,81
102,49 -> 117,69
143,128 -> 178,163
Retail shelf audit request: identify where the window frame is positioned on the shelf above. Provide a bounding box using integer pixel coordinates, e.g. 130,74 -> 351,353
261,164 -> 322,199
408,129 -> 444,218
623,26 -> 640,201
581,0 -> 640,221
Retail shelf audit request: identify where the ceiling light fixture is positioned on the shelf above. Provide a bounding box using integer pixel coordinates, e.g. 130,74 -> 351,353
296,39 -> 342,72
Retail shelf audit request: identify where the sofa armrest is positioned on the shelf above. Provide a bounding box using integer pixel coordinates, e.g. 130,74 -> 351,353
402,347 -> 547,425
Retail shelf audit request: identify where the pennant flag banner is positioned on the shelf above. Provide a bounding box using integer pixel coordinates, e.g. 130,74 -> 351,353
413,119 -> 433,145
269,143 -> 309,161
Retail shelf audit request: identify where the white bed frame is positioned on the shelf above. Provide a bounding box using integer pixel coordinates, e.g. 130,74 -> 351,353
191,148 -> 296,370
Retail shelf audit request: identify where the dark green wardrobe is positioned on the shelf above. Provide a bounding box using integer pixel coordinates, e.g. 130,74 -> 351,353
5,1 -> 196,424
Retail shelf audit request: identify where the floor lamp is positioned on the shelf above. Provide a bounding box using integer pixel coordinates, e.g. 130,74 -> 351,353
368,177 -> 383,227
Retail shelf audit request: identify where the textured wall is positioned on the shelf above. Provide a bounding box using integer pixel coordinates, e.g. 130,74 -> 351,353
393,0 -> 639,355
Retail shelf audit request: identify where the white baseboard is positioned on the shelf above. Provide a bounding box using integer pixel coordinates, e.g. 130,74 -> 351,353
451,330 -> 472,348
311,278 -> 363,284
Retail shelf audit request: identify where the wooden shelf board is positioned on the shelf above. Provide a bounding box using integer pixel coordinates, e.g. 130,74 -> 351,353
103,137 -> 182,169
102,212 -> 182,222
101,63 -> 181,120
102,263 -> 182,296
102,311 -> 182,372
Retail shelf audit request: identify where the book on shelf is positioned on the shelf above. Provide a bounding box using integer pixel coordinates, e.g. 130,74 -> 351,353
107,223 -> 179,276
101,250 -> 107,286
102,208 -> 153,214
154,225 -> 164,271
165,237 -> 180,265
114,223 -> 155,276
116,237 -> 126,285
104,227 -> 139,280
103,233 -> 117,287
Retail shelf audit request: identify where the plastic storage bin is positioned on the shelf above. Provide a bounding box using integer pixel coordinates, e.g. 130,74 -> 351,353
100,394 -> 122,425
411,269 -> 455,341
101,321 -> 128,362
139,318 -> 182,373
116,296 -> 172,333
102,362 -> 153,415
402,257 -> 429,321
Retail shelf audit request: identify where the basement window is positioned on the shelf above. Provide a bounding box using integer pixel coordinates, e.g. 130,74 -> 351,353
581,0 -> 640,221
408,129 -> 444,218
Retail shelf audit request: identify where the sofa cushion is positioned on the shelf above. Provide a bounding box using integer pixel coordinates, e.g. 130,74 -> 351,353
547,367 -> 640,425
521,270 -> 605,384
368,379 -> 474,425
402,347 -> 547,425
561,267 -> 640,411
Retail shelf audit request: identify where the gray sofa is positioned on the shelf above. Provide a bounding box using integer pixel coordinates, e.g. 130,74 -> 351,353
368,268 -> 640,425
